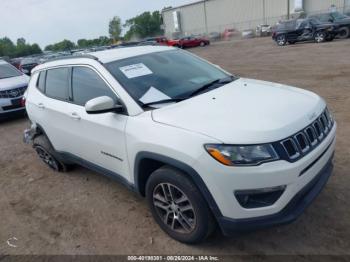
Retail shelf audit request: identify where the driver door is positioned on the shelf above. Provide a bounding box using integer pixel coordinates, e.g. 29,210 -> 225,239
65,65 -> 130,179
299,21 -> 314,40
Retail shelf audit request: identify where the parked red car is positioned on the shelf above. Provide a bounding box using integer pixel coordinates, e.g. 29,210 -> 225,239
177,36 -> 210,48
143,36 -> 181,47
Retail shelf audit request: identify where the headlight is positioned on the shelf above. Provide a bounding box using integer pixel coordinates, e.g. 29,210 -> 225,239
204,144 -> 279,166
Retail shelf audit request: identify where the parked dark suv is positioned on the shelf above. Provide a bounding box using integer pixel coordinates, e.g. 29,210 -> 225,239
308,11 -> 350,38
272,18 -> 339,46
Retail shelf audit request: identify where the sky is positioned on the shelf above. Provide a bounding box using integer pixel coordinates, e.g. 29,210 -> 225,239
0,0 -> 196,48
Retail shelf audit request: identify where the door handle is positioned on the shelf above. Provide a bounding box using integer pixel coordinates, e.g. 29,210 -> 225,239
37,103 -> 45,109
69,112 -> 81,120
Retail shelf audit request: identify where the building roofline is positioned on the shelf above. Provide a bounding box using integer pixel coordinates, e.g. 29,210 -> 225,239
162,0 -> 207,13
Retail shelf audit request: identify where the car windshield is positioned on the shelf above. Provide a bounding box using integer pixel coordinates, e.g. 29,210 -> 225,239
0,64 -> 22,79
105,50 -> 235,106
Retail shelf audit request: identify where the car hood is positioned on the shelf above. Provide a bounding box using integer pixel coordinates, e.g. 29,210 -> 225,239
152,78 -> 325,144
0,74 -> 29,90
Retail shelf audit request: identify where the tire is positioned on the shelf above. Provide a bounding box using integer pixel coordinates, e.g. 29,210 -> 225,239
276,34 -> 287,46
338,27 -> 350,39
33,135 -> 69,172
199,41 -> 205,47
314,31 -> 326,43
325,35 -> 335,42
146,166 -> 216,244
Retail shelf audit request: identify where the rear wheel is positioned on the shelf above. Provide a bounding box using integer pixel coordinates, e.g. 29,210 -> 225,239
338,27 -> 350,39
199,41 -> 205,47
315,31 -> 326,43
276,34 -> 287,46
33,135 -> 68,172
146,166 -> 216,244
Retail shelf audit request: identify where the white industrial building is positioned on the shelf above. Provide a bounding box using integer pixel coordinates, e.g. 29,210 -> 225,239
162,0 -> 350,38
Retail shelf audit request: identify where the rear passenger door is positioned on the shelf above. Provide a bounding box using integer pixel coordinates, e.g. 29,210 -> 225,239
65,66 -> 129,178
35,67 -> 74,152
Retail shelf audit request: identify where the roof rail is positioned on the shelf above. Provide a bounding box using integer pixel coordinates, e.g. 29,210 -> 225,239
45,54 -> 99,63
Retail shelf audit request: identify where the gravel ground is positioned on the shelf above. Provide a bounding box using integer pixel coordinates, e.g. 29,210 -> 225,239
0,37 -> 349,256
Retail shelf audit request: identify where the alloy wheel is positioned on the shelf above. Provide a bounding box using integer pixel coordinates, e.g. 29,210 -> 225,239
277,35 -> 286,46
153,183 -> 196,234
35,146 -> 59,171
315,32 -> 325,43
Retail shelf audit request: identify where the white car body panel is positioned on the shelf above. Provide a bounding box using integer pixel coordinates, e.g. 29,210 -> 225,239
152,78 -> 325,144
25,47 -> 336,224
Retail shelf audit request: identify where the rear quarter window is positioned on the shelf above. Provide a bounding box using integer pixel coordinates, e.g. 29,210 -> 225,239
36,71 -> 46,93
45,68 -> 69,100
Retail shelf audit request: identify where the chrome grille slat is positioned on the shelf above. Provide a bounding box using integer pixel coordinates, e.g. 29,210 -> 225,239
280,108 -> 334,161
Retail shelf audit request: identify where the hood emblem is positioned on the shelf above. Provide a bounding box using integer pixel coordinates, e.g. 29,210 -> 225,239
8,90 -> 19,98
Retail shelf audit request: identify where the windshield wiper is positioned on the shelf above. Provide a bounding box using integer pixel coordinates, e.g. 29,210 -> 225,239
142,98 -> 185,107
188,75 -> 236,98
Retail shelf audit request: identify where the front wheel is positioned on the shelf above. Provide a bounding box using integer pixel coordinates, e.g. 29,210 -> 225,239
146,166 -> 216,244
276,34 -> 287,46
314,31 -> 326,43
199,41 -> 205,47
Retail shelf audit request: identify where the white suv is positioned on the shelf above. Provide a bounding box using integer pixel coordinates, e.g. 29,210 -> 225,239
24,46 -> 336,243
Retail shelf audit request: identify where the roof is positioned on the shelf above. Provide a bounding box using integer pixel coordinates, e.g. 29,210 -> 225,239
162,0 -> 206,13
92,45 -> 175,63
33,45 -> 176,72
32,46 -> 176,73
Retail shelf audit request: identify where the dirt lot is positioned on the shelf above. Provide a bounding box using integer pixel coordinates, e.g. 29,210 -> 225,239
0,37 -> 349,256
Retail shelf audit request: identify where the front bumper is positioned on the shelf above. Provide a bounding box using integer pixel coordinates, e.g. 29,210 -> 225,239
217,154 -> 334,235
0,96 -> 25,118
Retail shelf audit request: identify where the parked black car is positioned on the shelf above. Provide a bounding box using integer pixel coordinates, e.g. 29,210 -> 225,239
272,18 -> 339,46
19,57 -> 39,76
308,11 -> 350,38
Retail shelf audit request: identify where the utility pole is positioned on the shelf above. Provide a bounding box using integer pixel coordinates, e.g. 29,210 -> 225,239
287,0 -> 290,19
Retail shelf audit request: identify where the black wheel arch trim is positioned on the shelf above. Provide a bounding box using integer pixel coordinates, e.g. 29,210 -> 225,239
134,151 -> 223,219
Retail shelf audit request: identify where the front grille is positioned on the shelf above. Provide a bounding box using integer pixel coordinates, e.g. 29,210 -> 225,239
0,86 -> 27,98
280,108 -> 334,161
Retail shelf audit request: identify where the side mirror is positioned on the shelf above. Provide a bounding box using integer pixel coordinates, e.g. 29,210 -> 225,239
85,96 -> 123,114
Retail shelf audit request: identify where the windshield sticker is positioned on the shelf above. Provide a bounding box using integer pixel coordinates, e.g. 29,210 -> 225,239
139,86 -> 171,104
119,63 -> 153,79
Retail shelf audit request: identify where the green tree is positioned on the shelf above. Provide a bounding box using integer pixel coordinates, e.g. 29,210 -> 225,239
0,37 -> 16,57
124,11 -> 164,40
44,39 -> 76,52
30,43 -> 42,54
109,16 -> 122,41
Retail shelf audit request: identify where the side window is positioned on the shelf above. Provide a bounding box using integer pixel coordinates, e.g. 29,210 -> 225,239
45,68 -> 69,100
36,71 -> 46,93
72,67 -> 116,106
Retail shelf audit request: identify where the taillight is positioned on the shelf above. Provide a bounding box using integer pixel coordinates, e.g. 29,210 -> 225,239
21,97 -> 26,107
